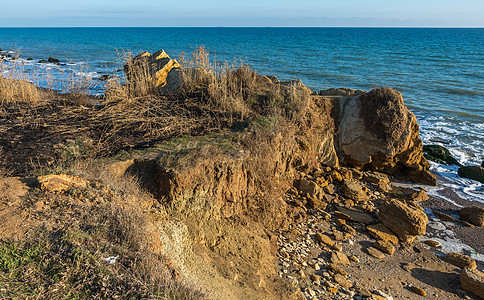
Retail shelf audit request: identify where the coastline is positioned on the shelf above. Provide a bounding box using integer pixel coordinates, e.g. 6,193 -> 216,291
1,45 -> 483,299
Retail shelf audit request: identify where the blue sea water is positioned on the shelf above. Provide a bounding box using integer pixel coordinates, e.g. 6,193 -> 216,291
0,27 -> 483,200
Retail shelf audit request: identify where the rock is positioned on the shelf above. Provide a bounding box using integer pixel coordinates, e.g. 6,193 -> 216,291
460,206 -> 484,226
315,233 -> 334,246
341,224 -> 356,236
409,189 -> 429,202
363,171 -> 390,185
48,57 -> 60,63
27,58 -> 33,61
39,59 -> 48,63
379,199 -> 428,242
297,179 -> 324,200
458,166 -> 484,183
349,255 -> 359,263
330,170 -> 343,182
123,49 -> 183,94
423,145 -> 462,166
310,274 -> 321,282
38,174 -> 89,193
342,179 -> 368,201
330,251 -> 350,265
366,223 -> 399,244
323,184 -> 335,195
318,131 -> 339,167
328,264 -> 348,276
423,240 -> 440,247
335,207 -> 374,224
367,247 -> 385,259
307,197 -> 327,211
409,286 -> 427,296
337,88 -> 436,185
460,268 -> 484,299
334,273 -> 352,288
433,211 -> 459,222
372,240 -> 396,255
444,252 -> 477,269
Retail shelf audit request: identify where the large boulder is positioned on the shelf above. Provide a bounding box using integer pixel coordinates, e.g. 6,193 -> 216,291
124,49 -> 183,94
460,206 -> 484,226
460,268 -> 484,299
458,166 -> 484,183
336,88 -> 436,185
378,198 -> 428,242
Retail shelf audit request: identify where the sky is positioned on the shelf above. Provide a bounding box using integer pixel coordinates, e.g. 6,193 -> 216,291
0,0 -> 483,27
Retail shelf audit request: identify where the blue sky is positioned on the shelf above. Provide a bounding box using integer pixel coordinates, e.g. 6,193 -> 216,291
1,0 -> 483,27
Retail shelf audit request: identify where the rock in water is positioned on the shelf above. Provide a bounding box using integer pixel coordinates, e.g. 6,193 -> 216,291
460,206 -> 484,226
379,199 -> 428,242
423,144 -> 462,166
458,166 -> 484,183
336,88 -> 436,185
460,268 -> 484,299
48,57 -> 60,63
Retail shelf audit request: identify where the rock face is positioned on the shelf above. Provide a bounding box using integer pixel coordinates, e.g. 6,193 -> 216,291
460,268 -> 484,299
458,166 -> 484,183
378,199 -> 428,242
460,206 -> 484,226
334,88 -> 436,185
124,49 -> 183,94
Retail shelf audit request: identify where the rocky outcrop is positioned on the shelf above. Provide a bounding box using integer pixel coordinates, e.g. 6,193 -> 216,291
460,206 -> 484,226
378,199 -> 428,242
458,165 -> 484,183
328,88 -> 435,185
124,50 -> 183,94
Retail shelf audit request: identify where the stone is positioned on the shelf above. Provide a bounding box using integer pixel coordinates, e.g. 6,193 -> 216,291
367,247 -> 385,259
307,197 -> 328,211
423,145 -> 461,166
39,59 -> 47,63
334,273 -> 352,288
310,274 -> 321,282
318,131 -> 340,168
298,179 -> 324,200
366,223 -> 399,244
379,199 -> 428,242
363,172 -> 390,185
342,179 -> 368,202
423,240 -> 440,247
444,252 -> 477,269
341,224 -> 356,236
330,171 -> 343,182
335,207 -> 374,224
460,268 -> 484,299
337,88 -> 436,185
328,264 -> 348,276
38,174 -> 89,193
349,255 -> 359,263
330,251 -> 350,265
123,49 -> 184,94
323,184 -> 335,195
433,211 -> 459,222
48,57 -> 60,63
315,233 -> 334,246
409,189 -> 429,202
409,286 -> 427,296
372,240 -> 396,255
460,206 -> 484,226
98,74 -> 112,81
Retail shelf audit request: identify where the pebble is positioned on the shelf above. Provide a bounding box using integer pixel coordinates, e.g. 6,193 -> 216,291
410,286 -> 427,296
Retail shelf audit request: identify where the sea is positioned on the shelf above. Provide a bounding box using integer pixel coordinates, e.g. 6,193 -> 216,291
0,27 -> 483,203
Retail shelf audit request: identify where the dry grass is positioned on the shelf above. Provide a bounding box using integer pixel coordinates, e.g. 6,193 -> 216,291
0,60 -> 45,104
0,160 -> 205,299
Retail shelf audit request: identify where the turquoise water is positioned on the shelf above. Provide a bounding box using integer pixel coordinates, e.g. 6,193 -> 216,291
1,28 -> 483,170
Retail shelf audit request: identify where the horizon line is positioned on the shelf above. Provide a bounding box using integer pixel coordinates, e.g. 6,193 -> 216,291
0,26 -> 483,29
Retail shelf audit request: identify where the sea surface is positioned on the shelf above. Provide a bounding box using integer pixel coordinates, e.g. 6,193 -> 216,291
0,27 -> 483,201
